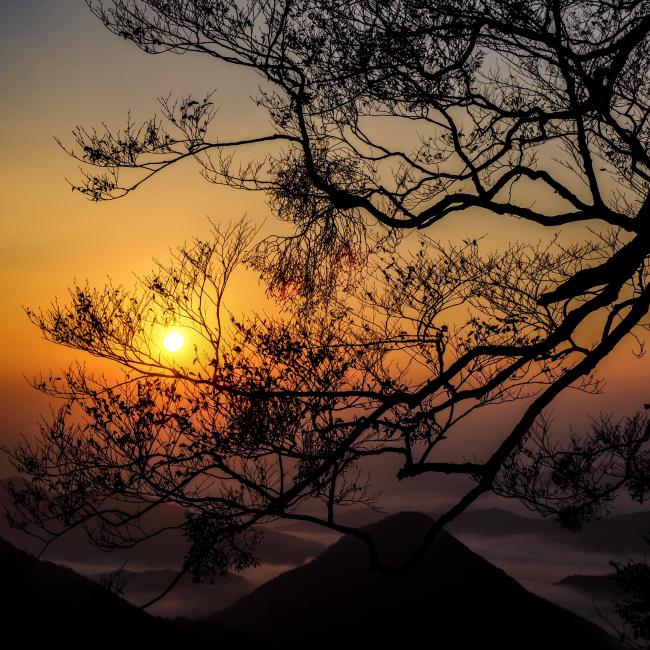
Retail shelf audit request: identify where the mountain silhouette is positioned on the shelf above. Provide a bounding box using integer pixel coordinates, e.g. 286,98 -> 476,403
215,512 -> 618,649
556,573 -> 621,599
0,536 -> 256,648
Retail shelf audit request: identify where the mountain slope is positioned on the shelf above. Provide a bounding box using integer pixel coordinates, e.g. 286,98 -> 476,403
215,512 -> 618,650
0,536 -> 255,648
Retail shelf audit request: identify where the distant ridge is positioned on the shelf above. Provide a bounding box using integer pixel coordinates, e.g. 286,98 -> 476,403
556,573 -> 621,598
89,567 -> 254,618
215,512 -> 618,649
448,507 -> 650,555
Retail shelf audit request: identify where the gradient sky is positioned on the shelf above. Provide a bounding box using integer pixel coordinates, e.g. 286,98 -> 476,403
1,0 -> 648,493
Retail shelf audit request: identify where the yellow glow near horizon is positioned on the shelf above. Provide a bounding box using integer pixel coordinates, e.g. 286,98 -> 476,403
163,330 -> 184,353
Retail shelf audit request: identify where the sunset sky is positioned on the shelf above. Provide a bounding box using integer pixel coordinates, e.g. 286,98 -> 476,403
1,0 -> 648,496
0,0 -> 272,471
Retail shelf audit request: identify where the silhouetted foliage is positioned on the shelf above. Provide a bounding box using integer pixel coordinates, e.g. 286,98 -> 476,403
4,0 -> 650,580
496,411 -> 650,529
612,551 -> 650,648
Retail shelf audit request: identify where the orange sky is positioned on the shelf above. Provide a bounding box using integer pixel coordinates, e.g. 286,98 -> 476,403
1,0 -> 648,476
0,0 -> 273,469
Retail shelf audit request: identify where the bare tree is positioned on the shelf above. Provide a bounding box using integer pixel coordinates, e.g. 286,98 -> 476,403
5,0 -> 650,581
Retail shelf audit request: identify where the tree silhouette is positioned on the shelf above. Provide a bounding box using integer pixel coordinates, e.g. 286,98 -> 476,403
612,550 -> 650,648
4,0 -> 650,581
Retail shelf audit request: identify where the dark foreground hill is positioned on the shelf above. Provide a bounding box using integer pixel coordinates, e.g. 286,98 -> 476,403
215,512 -> 619,650
0,536 -> 255,649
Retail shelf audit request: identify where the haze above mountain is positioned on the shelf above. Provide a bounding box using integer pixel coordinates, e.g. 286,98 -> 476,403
275,504 -> 650,555
0,476 -> 323,570
6,474 -> 646,564
90,568 -> 254,618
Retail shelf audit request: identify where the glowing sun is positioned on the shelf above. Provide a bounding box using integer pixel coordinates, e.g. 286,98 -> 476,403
163,330 -> 184,352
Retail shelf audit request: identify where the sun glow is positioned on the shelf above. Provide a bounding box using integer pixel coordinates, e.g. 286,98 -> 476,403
163,330 -> 184,353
